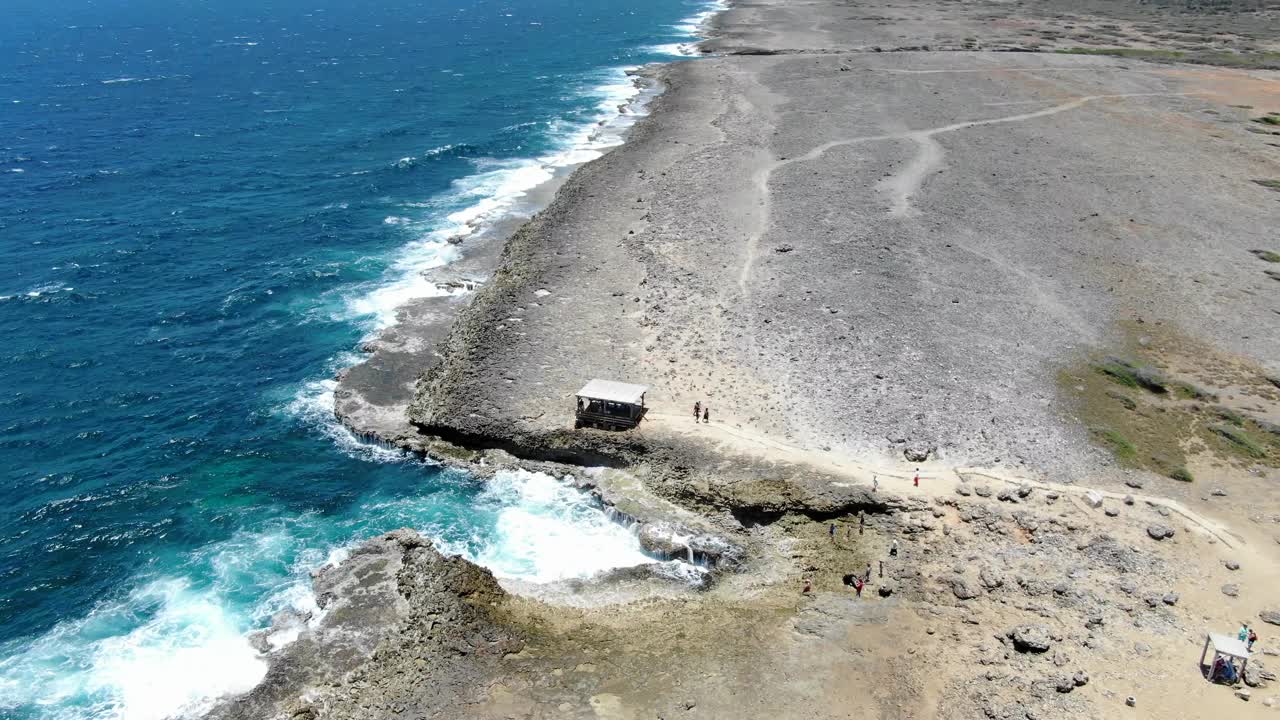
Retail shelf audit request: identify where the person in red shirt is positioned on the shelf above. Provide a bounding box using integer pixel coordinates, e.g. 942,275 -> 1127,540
913,469 -> 920,487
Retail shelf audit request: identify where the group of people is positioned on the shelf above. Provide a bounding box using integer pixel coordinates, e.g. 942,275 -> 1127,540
692,401 -> 709,423
1239,623 -> 1259,651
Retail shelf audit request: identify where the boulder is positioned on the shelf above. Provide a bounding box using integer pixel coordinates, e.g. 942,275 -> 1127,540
1123,495 -> 1135,506
1146,525 -> 1175,540
1237,689 -> 1252,702
1259,610 -> 1280,626
904,444 -> 934,462
1225,559 -> 1241,571
980,567 -> 1005,590
878,583 -> 895,597
950,575 -> 982,600
1223,584 -> 1241,598
1055,676 -> 1076,693
1085,491 -> 1104,508
974,485 -> 993,498
1244,661 -> 1268,688
1073,670 -> 1089,687
1162,593 -> 1179,606
1008,624 -> 1053,653
956,484 -> 972,497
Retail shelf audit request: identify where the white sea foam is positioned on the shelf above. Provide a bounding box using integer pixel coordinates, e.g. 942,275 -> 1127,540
469,470 -> 653,582
282,373 -> 409,463
341,65 -> 648,334
650,42 -> 698,57
0,579 -> 267,720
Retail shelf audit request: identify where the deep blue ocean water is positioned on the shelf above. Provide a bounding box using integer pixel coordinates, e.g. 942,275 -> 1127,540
0,1 -> 717,717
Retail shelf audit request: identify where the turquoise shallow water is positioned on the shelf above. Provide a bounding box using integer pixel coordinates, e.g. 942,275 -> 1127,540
0,0 -> 717,716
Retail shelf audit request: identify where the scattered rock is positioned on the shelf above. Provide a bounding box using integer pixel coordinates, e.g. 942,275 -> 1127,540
878,583 -> 895,597
1212,488 -> 1228,497
1225,559 -> 1241,571
1259,610 -> 1280,626
956,484 -> 972,497
1125,479 -> 1144,489
1162,593 -> 1179,606
1223,584 -> 1240,598
1237,689 -> 1252,702
974,486 -> 993,498
1073,670 -> 1089,687
1123,495 -> 1135,506
1085,491 -> 1104,508
1146,525 -> 1174,541
1134,642 -> 1152,656
1056,676 -> 1076,693
1126,696 -> 1137,707
1008,624 -> 1053,653
1017,485 -> 1033,499
1105,507 -> 1120,517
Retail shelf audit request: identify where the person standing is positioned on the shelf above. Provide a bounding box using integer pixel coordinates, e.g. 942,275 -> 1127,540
694,401 -> 701,422
890,539 -> 899,557
859,512 -> 865,536
865,563 -> 872,583
913,468 -> 920,487
854,577 -> 864,597
1249,628 -> 1258,651
873,475 -> 879,492
1239,624 -> 1249,643
829,523 -> 836,542
802,577 -> 812,595
703,407 -> 709,423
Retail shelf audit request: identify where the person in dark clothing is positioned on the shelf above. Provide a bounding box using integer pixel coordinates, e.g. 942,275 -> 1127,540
694,401 -> 701,421
702,407 -> 709,423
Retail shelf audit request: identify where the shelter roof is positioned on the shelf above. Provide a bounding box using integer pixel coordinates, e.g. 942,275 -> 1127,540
576,379 -> 648,405
1208,633 -> 1251,659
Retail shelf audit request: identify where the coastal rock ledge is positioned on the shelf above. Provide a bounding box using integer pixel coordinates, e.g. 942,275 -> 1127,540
206,529 -> 522,720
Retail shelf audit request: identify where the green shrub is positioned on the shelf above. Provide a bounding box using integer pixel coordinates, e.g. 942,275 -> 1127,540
1210,424 -> 1267,459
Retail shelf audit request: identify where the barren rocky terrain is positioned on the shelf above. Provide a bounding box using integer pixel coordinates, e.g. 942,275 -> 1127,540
250,0 -> 1280,718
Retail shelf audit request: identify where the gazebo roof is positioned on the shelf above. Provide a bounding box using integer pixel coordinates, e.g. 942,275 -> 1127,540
576,379 -> 648,405
1208,632 -> 1251,660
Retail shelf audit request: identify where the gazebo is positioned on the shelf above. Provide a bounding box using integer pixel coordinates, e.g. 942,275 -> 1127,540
574,379 -> 648,430
1200,632 -> 1251,682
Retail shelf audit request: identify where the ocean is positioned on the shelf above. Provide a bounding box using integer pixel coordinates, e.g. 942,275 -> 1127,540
0,0 -> 719,717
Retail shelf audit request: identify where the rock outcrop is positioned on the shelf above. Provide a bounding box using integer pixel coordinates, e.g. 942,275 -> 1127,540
208,530 -> 521,720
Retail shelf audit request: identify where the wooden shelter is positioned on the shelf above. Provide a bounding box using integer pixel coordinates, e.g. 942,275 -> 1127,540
575,379 -> 648,430
1200,632 -> 1251,682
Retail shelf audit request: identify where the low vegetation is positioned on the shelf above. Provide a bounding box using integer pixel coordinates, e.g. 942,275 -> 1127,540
1255,179 -> 1280,191
1092,427 -> 1137,463
1094,356 -> 1168,393
1252,249 -> 1280,263
1209,424 -> 1267,459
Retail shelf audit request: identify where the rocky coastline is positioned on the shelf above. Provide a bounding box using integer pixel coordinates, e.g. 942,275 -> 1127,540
224,0 -> 1280,716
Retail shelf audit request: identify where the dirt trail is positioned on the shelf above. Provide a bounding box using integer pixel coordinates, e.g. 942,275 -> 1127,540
645,411 -> 1239,547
